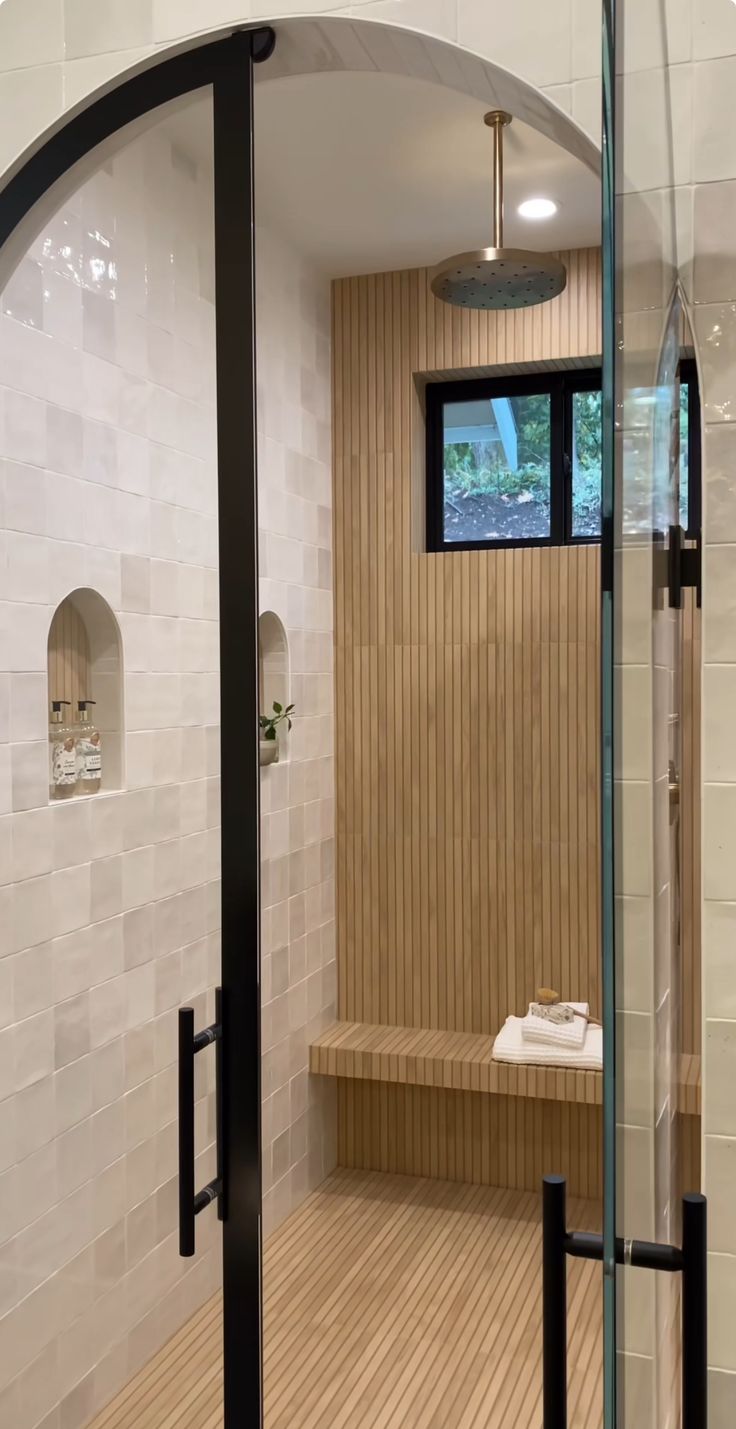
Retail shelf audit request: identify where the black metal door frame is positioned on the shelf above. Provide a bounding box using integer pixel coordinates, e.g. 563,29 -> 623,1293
0,26 -> 274,1426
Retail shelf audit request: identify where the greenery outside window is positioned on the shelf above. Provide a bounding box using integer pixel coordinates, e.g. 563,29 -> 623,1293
426,370 -> 602,550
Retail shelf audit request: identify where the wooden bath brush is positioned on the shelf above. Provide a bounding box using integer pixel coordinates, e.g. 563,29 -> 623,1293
532,988 -> 602,1027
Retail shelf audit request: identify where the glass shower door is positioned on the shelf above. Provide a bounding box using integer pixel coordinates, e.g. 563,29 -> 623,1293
602,2 -> 703,1425
0,86 -> 228,1429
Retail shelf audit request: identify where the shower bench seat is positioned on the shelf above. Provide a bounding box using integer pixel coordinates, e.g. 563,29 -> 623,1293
309,1021 -> 701,1115
310,1020 -> 601,1107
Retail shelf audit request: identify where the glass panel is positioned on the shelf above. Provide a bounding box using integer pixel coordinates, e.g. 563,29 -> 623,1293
441,390 -> 551,542
601,5 -> 618,1416
572,387 -> 603,537
0,92 -> 223,1427
605,0 -> 687,1421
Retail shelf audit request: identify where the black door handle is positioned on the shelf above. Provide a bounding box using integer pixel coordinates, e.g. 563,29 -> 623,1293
178,987 -> 224,1256
542,1175 -> 707,1427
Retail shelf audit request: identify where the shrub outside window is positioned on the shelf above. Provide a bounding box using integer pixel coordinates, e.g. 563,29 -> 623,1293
426,370 -> 602,551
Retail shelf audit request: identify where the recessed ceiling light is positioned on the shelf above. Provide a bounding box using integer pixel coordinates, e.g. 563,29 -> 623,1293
518,197 -> 558,220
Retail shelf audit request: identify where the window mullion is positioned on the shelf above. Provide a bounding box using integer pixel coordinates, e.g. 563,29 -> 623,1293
550,377 -> 567,545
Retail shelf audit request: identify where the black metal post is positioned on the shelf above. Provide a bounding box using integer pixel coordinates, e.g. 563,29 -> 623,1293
213,30 -> 267,1428
216,985 -> 225,1222
178,1007 -> 195,1257
682,1193 -> 707,1429
543,1174 -> 568,1428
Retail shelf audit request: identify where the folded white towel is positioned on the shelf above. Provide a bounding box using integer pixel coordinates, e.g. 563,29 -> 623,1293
492,1013 -> 602,1071
521,1001 -> 589,1050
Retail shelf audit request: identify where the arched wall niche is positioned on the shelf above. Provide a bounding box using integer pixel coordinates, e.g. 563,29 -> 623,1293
259,610 -> 290,763
47,587 -> 124,796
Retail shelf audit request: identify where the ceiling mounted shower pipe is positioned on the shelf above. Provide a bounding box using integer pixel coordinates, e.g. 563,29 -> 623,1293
430,110 -> 567,311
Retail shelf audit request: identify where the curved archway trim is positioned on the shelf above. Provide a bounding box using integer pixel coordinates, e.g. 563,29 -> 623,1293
0,27 -> 274,252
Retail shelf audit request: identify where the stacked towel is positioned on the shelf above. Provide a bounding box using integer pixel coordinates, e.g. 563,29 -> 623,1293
521,1001 -> 589,1049
492,1011 -> 602,1071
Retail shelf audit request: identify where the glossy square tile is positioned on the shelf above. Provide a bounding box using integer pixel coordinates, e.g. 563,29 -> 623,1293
705,900 -> 736,1019
709,1251 -> 736,1371
704,546 -> 736,661
64,0 -> 153,60
704,785 -> 736,901
694,0 -> 736,61
693,56 -> 736,184
457,0 -> 572,87
705,666 -> 736,781
706,1019 -> 736,1136
710,1367 -> 736,1428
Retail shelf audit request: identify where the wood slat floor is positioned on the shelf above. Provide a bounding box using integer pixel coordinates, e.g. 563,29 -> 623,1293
88,1169 -> 603,1429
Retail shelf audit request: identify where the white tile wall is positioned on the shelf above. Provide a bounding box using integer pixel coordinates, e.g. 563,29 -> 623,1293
672,8 -> 736,1406
0,81 -> 336,1429
0,108 -> 222,1429
0,0 -> 605,189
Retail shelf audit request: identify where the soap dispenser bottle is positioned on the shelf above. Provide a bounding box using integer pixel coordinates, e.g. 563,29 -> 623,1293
75,699 -> 102,794
49,699 -> 78,800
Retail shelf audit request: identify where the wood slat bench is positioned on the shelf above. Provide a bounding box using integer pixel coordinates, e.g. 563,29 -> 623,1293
310,1020 -> 602,1106
310,1021 -> 701,1115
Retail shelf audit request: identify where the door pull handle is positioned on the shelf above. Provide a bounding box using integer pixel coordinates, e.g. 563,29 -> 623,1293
178,986 -> 224,1257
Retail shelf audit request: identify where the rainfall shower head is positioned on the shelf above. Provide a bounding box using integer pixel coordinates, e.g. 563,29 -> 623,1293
430,111 -> 567,311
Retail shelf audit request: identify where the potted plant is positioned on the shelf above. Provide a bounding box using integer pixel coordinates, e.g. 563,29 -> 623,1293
259,700 -> 294,766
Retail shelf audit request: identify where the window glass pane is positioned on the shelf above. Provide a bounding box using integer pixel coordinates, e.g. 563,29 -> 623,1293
442,391 -> 551,543
679,379 -> 689,529
572,388 -> 602,537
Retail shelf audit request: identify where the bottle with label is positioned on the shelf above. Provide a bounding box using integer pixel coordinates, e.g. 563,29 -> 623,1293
49,700 -> 78,800
75,699 -> 102,794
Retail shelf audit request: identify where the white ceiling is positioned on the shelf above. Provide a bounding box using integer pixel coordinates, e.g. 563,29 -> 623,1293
253,72 -> 600,277
167,71 -> 600,279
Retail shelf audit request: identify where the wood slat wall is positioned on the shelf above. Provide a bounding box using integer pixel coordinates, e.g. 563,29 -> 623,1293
337,1083 -> 603,1200
331,248 -> 700,1196
48,596 -> 90,714
332,251 -> 602,1196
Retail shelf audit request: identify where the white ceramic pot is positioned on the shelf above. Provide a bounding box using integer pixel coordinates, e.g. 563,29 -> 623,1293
259,738 -> 279,766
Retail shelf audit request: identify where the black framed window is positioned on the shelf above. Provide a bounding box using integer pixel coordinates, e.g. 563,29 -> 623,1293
427,370 -> 602,550
427,364 -> 701,551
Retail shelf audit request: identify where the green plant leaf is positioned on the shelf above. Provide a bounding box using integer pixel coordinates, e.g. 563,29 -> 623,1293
272,701 -> 283,714
264,727 -> 276,740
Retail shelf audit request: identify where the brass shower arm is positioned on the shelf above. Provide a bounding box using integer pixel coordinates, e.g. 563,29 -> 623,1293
484,110 -> 512,251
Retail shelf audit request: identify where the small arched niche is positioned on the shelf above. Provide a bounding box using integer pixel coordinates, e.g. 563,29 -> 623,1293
258,611 -> 290,764
47,588 -> 124,798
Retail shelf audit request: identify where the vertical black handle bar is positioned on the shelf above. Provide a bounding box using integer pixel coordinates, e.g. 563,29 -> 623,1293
178,997 -> 223,1257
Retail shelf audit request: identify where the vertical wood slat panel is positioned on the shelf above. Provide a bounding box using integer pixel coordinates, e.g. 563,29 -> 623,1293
337,1081 -> 602,1200
48,599 -> 90,715
331,248 -> 699,1194
332,254 -> 601,1195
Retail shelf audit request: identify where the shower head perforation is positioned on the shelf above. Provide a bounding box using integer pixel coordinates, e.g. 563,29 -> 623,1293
430,112 -> 567,311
